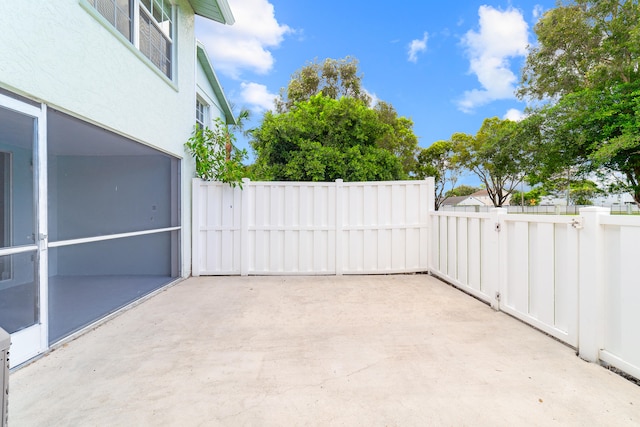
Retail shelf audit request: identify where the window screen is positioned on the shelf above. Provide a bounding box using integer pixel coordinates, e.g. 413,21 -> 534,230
87,0 -> 173,79
89,0 -> 132,40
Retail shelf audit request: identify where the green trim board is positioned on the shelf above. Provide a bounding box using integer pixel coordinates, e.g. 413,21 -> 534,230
188,0 -> 234,24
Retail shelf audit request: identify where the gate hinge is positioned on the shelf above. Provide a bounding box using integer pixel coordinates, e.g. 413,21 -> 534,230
570,217 -> 583,229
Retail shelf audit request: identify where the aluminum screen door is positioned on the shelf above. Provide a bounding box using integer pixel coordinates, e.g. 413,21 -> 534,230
0,95 -> 48,366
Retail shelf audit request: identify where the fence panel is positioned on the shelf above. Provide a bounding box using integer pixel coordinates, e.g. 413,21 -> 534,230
247,182 -> 337,275
192,178 -> 434,276
338,181 -> 431,274
501,215 -> 580,346
599,216 -> 640,379
430,212 -> 495,305
192,181 -> 242,275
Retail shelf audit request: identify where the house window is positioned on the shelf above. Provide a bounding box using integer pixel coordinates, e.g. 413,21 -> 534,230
196,99 -> 207,129
87,0 -> 174,79
88,0 -> 133,39
139,0 -> 173,78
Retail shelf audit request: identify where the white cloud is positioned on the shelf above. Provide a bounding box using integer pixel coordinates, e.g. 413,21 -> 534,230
364,88 -> 379,107
408,32 -> 428,63
503,108 -> 525,121
533,5 -> 544,20
196,0 -> 292,78
240,82 -> 276,112
457,6 -> 529,113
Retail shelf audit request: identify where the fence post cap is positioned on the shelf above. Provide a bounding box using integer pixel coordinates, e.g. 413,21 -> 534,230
489,207 -> 508,214
579,206 -> 610,214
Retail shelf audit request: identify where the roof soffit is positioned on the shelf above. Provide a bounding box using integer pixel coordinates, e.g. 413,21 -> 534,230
188,0 -> 235,25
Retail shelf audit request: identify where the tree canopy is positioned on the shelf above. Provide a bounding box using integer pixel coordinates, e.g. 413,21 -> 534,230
519,0 -> 640,205
251,57 -> 419,181
539,81 -> 640,203
451,117 -> 535,207
519,0 -> 640,100
445,185 -> 482,198
415,140 -> 459,210
510,187 -> 548,207
274,57 -> 371,113
250,94 -> 404,181
373,101 -> 420,176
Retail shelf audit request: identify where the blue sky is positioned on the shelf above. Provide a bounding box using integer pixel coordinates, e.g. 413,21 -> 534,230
195,0 -> 555,173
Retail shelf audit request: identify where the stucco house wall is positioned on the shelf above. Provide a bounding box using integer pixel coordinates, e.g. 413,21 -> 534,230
0,0 -> 222,276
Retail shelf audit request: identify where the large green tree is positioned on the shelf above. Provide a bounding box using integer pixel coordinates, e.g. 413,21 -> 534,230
274,57 -> 371,113
373,101 -> 420,176
452,118 -> 535,207
255,57 -> 419,180
415,140 -> 459,210
519,0 -> 640,99
520,0 -> 640,205
250,94 -> 404,182
445,185 -> 482,198
544,81 -> 640,204
510,187 -> 549,207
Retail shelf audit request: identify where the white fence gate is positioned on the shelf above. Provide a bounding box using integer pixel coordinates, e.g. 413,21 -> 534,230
430,207 -> 640,380
192,178 -> 434,276
430,209 -> 579,347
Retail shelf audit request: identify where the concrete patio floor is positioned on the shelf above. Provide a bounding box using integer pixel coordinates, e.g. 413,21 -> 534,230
8,275 -> 640,426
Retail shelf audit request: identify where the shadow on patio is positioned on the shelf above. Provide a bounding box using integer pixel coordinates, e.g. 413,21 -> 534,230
8,275 -> 640,426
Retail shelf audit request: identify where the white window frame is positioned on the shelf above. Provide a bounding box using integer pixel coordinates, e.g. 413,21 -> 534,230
83,0 -> 176,81
196,97 -> 208,129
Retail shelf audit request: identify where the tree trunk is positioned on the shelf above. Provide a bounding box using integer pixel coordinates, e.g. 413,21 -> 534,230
225,133 -> 232,161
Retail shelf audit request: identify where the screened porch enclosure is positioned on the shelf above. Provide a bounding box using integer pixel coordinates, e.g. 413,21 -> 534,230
45,109 -> 181,344
0,93 -> 183,365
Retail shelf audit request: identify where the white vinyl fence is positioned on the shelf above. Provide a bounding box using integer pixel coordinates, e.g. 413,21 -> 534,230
596,211 -> 640,379
192,178 -> 434,276
441,204 -> 640,214
430,207 -> 640,379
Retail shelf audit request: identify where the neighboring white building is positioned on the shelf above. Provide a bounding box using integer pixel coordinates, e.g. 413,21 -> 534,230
470,189 -> 511,207
442,190 -> 511,208
592,193 -> 635,206
0,0 -> 235,367
441,195 -> 485,207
